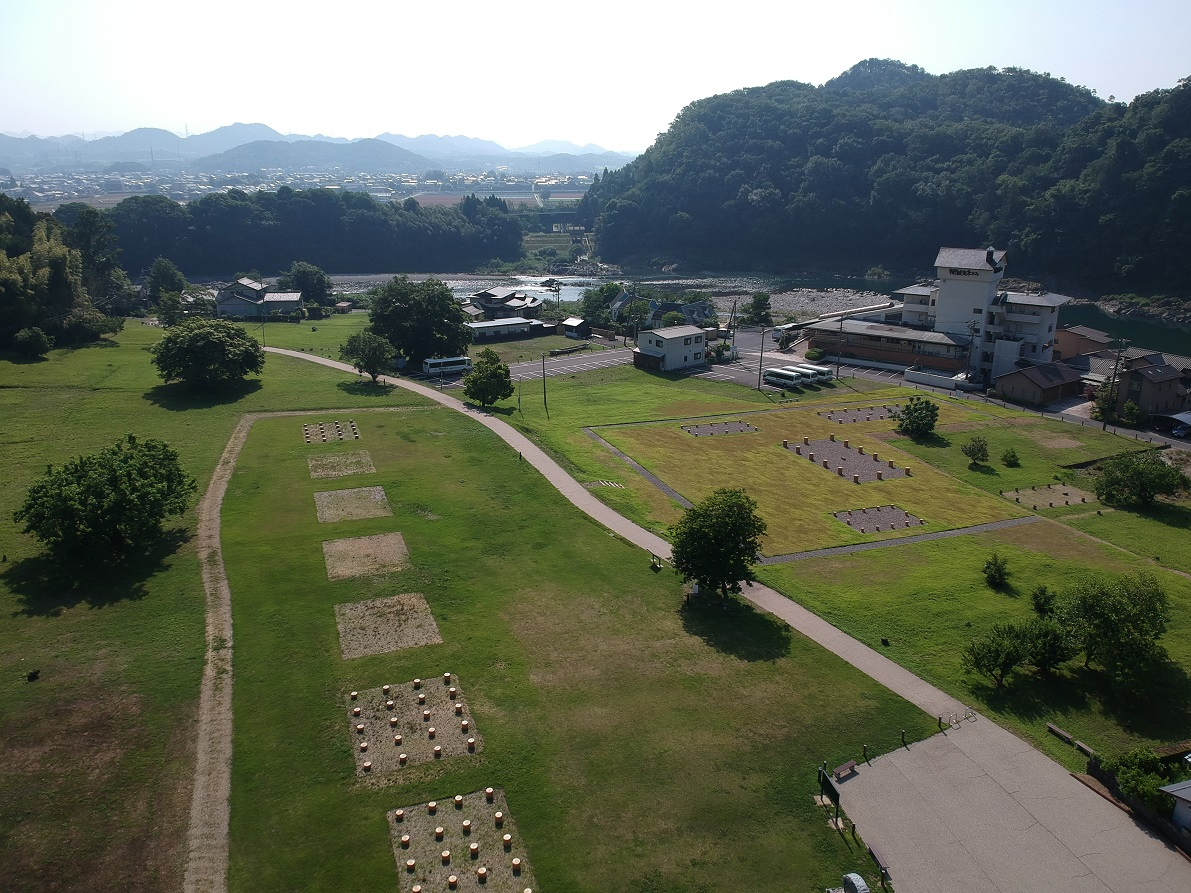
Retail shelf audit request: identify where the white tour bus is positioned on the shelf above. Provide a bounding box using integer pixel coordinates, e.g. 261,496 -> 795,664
770,323 -> 799,341
762,366 -> 805,388
422,355 -> 473,376
798,362 -> 834,381
789,364 -> 831,383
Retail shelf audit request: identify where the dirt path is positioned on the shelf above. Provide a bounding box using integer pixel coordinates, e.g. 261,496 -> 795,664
183,408 -> 409,893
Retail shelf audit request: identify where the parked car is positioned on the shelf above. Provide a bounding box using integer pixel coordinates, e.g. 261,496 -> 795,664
1172,423 -> 1190,438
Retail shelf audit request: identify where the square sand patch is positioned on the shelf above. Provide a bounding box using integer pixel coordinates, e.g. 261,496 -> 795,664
335,593 -> 443,659
388,788 -> 536,892
308,450 -> 376,479
315,486 -> 393,523
323,532 -> 410,580
348,675 -> 483,776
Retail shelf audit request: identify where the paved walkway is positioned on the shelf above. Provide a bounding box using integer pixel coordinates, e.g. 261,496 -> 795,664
231,349 -> 1191,892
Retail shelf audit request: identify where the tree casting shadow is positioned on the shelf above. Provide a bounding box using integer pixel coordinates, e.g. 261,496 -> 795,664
680,592 -> 792,662
3,529 -> 189,617
143,379 -> 263,411
336,379 -> 395,398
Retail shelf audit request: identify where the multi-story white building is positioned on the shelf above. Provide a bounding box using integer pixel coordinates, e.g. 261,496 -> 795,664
929,247 -> 1071,383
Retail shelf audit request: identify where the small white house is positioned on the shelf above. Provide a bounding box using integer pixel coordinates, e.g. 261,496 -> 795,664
1160,779 -> 1191,830
633,324 -> 707,372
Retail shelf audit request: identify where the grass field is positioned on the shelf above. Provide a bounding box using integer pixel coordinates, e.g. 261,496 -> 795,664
503,367 -> 893,537
473,335 -> 610,367
595,402 -> 1025,555
893,414 -> 1150,494
0,327 -> 424,893
758,521 -> 1191,770
232,313 -> 370,358
5,325 -> 1190,891
220,409 -> 936,892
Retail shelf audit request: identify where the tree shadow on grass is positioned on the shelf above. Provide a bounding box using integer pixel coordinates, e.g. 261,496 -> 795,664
970,668 -> 1091,722
970,660 -> 1191,741
335,379 -> 395,398
143,379 -> 263,411
679,591 -> 792,662
3,529 -> 189,617
969,462 -> 1000,477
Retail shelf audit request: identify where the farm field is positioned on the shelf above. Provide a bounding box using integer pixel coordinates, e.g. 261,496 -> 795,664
219,408 -> 936,892
0,325 -> 425,893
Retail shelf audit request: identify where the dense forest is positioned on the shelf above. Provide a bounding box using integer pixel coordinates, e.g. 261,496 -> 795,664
102,188 -> 524,277
577,60 -> 1191,296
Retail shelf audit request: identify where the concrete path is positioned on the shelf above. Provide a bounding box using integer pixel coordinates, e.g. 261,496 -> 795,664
258,348 -> 1191,893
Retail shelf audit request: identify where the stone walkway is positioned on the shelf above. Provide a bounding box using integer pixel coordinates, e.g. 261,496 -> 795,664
214,349 -> 1191,893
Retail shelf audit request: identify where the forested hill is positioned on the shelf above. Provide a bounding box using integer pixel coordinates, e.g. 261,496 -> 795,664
578,60 -> 1191,296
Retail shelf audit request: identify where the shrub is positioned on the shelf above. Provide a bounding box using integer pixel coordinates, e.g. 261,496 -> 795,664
961,434 -> 990,466
1001,447 -> 1021,467
983,552 -> 1009,588
1030,585 -> 1055,617
12,326 -> 55,357
804,347 -> 825,362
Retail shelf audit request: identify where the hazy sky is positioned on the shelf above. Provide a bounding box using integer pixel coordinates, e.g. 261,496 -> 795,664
3,0 -> 1188,152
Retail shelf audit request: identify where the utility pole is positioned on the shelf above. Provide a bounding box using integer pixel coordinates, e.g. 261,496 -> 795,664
836,312 -> 844,380
757,327 -> 768,389
1103,337 -> 1129,430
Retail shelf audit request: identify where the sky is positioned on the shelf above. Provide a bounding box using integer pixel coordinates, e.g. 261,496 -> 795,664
3,0 -> 1188,153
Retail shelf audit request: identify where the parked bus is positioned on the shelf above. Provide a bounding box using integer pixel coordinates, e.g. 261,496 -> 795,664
770,323 -> 799,341
789,364 -> 832,383
422,355 -> 473,376
762,366 -> 805,388
797,362 -> 834,381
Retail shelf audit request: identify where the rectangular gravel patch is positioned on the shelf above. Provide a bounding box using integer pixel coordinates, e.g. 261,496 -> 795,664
323,532 -> 410,580
308,450 -> 376,479
315,486 -> 393,523
335,593 -> 442,659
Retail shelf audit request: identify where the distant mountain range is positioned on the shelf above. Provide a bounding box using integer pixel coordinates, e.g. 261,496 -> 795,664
0,123 -> 637,174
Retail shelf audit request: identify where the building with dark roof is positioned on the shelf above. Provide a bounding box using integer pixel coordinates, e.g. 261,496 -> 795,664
993,362 -> 1084,406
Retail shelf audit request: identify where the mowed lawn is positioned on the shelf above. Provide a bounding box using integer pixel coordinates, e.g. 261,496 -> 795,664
0,325 -> 425,893
892,413 -> 1151,494
758,520 -> 1191,770
233,312 -> 370,358
503,366 -> 892,537
220,409 -> 936,892
596,399 -> 1024,555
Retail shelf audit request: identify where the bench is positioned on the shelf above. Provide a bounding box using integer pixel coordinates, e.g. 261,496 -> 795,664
1074,740 -> 1095,757
1046,722 -> 1073,744
868,843 -> 891,879
833,759 -> 858,780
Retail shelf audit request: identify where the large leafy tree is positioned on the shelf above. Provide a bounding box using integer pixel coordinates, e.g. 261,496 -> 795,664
1094,451 -> 1189,507
462,347 -> 514,407
277,260 -> 335,306
368,276 -> 471,368
13,434 -> 196,563
1056,572 -> 1170,683
150,318 -> 265,389
339,331 -> 396,383
144,256 -> 188,302
740,292 -> 774,326
671,488 -> 768,601
890,395 -> 939,440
